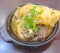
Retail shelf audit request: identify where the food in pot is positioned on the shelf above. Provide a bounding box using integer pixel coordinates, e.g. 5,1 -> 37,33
11,3 -> 60,42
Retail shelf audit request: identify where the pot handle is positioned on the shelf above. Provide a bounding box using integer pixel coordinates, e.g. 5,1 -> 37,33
0,25 -> 13,43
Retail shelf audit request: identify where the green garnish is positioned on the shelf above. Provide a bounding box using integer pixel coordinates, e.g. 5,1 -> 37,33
23,6 -> 44,32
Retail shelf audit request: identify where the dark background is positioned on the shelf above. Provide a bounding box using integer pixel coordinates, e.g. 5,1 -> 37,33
0,0 -> 60,53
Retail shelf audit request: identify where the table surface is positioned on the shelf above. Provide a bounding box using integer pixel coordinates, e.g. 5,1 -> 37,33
0,0 -> 60,53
